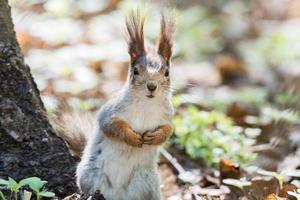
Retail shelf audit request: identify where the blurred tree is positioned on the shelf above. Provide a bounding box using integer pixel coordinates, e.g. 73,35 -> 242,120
0,0 -> 77,197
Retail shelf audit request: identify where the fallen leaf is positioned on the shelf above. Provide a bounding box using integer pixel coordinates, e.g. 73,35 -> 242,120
279,183 -> 297,198
219,159 -> 240,180
214,54 -> 247,84
264,193 -> 285,200
226,102 -> 250,126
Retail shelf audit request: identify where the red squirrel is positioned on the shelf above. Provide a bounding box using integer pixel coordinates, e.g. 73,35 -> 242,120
60,10 -> 175,200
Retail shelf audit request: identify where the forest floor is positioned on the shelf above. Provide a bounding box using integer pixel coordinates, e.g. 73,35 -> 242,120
10,0 -> 300,199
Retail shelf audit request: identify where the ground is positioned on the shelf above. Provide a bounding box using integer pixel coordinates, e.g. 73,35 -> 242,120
4,0 -> 300,199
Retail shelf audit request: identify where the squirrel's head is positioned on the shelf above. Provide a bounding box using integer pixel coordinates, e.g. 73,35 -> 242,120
125,11 -> 175,99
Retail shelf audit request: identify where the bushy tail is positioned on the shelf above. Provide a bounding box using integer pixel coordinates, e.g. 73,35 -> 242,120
52,111 -> 96,158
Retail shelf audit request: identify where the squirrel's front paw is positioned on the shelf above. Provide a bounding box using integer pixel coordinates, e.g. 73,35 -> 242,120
143,125 -> 173,145
124,131 -> 143,148
142,130 -> 167,145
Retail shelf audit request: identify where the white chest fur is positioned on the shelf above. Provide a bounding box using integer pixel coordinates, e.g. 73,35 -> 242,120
119,98 -> 170,134
99,98 -> 170,190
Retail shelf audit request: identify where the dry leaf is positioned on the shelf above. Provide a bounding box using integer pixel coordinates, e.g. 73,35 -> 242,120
279,183 -> 297,198
219,159 -> 240,180
214,54 -> 247,84
264,193 -> 285,200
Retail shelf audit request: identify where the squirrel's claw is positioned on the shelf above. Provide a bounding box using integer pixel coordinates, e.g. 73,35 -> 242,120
142,131 -> 165,145
143,131 -> 156,141
124,131 -> 143,148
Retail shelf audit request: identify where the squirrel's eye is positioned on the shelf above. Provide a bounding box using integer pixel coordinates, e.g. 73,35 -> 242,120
133,67 -> 139,75
164,69 -> 169,77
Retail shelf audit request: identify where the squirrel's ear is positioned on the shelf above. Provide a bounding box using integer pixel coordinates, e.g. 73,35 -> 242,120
157,13 -> 175,65
126,10 -> 145,64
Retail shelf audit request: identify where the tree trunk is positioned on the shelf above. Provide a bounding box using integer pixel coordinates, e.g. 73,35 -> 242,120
0,0 -> 77,197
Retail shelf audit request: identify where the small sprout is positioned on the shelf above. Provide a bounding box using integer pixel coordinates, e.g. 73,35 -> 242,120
257,169 -> 284,189
222,178 -> 251,189
0,177 -> 55,200
0,191 -> 6,200
10,177 -> 22,200
0,179 -> 8,186
19,177 -> 55,200
19,177 -> 43,192
8,177 -> 21,193
0,177 -> 23,200
257,169 -> 300,190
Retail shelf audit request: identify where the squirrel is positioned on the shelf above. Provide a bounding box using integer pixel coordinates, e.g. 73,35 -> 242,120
58,11 -> 176,200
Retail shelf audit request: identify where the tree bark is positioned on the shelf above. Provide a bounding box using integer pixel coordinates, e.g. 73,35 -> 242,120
0,0 -> 77,197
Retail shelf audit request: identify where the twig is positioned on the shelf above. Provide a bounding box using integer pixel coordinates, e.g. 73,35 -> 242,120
244,143 -> 273,152
160,148 -> 186,174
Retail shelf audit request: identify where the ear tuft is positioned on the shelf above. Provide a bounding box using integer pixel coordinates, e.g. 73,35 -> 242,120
157,12 -> 175,65
126,10 -> 145,64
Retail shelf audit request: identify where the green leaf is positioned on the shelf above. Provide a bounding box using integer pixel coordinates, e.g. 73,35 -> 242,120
39,191 -> 55,198
172,104 -> 257,166
257,169 -> 284,189
275,174 -> 284,190
19,177 -> 44,192
8,177 -> 20,192
0,179 -> 8,186
0,191 -> 6,200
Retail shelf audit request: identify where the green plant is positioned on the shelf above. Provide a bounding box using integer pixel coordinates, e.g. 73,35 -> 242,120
262,107 -> 300,124
173,105 -> 257,166
257,169 -> 300,190
0,177 -> 22,200
0,177 -> 54,200
257,169 -> 285,190
275,92 -> 300,107
0,190 -> 6,200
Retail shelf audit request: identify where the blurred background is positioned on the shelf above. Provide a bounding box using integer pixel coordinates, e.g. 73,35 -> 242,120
10,0 -> 300,199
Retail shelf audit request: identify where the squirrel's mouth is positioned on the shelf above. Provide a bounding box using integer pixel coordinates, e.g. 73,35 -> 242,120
146,94 -> 155,98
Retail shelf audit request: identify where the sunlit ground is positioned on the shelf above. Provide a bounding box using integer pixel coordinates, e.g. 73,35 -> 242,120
10,0 -> 300,199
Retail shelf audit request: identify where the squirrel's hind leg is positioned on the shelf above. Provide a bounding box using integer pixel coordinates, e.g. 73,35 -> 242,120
76,154 -> 107,194
124,168 -> 161,200
76,137 -> 107,194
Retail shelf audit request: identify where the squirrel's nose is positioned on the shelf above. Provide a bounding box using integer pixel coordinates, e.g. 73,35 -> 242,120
147,83 -> 157,92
